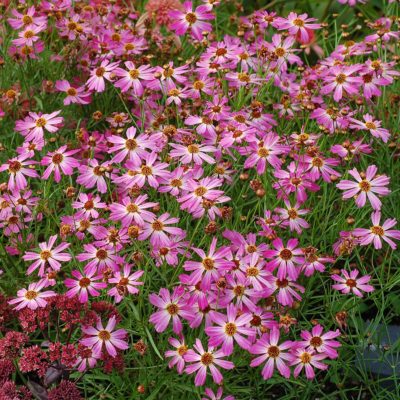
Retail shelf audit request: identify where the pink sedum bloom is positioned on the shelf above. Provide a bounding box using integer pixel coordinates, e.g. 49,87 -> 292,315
8,280 -> 56,310
81,316 -> 128,358
331,269 -> 374,297
184,338 -> 234,386
337,165 -> 390,210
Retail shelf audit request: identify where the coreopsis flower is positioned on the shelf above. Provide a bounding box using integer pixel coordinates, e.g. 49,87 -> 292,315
331,269 -> 374,297
301,248 -> 334,277
22,235 -> 71,276
76,243 -> 122,273
274,12 -> 321,42
75,345 -> 101,372
149,287 -> 189,334
165,337 -> 188,374
349,114 -> 390,143
205,304 -> 253,355
264,238 -> 304,280
81,316 -> 128,358
8,6 -> 47,29
338,0 -> 366,5
275,201 -> 310,234
41,146 -> 80,182
330,139 -> 372,160
337,165 -> 390,210
290,348 -> 328,379
272,276 -> 305,307
8,281 -> 55,310
299,325 -> 341,359
86,60 -> 119,93
184,339 -> 234,386
12,25 -> 45,47
64,265 -> 107,303
107,264 -> 144,303
109,195 -> 157,227
202,387 -> 234,400
353,211 -> 400,250
183,237 -> 233,291
250,328 -> 294,379
301,153 -> 341,182
169,1 -> 214,41
55,80 -> 91,105
139,213 -> 184,246
169,142 -> 217,165
320,65 -> 363,101
77,159 -> 113,194
0,154 -> 38,191
114,62 -> 155,95
15,110 -> 63,142
243,133 -> 288,173
108,126 -> 153,164
72,193 -> 107,219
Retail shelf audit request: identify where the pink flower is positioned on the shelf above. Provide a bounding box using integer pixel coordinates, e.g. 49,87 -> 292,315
321,65 -> 363,102
76,243 -> 122,273
86,60 -> 119,93
337,165 -> 390,210
108,126 -> 152,164
299,324 -> 341,359
290,348 -> 328,379
165,337 -> 188,374
169,143 -> 216,165
77,159 -> 112,194
114,62 -> 155,96
202,387 -> 234,400
145,0 -> 183,26
81,316 -> 128,358
12,24 -> 45,47
169,1 -> 214,41
264,238 -> 304,280
8,281 -> 55,310
139,213 -> 184,246
331,269 -> 374,297
250,328 -> 294,379
55,80 -> 91,105
205,304 -> 253,355
149,287 -> 189,334
64,265 -> 107,303
72,193 -> 107,219
8,6 -> 47,30
353,211 -> 400,250
274,12 -> 321,42
349,114 -> 390,143
184,339 -> 234,386
0,153 -> 38,191
22,235 -> 71,276
272,276 -> 305,307
275,201 -> 310,234
15,110 -> 63,142
41,146 -> 80,182
108,264 -> 144,303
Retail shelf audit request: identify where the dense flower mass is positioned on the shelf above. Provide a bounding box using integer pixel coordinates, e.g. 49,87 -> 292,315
0,0 -> 399,398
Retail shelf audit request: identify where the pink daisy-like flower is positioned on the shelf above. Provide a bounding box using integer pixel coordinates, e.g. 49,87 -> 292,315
23,235 -> 71,276
86,60 -> 119,93
353,211 -> 400,250
250,328 -> 294,380
264,238 -> 304,280
0,153 -> 38,191
165,337 -> 188,374
76,243 -> 122,273
55,80 -> 91,105
299,324 -> 341,359
15,110 -> 63,142
41,145 -> 80,182
149,287 -> 189,334
331,269 -> 374,297
8,280 -> 56,310
81,316 -> 128,358
72,193 -> 107,219
169,1 -> 214,41
114,62 -> 155,96
77,159 -> 112,194
108,264 -> 144,303
337,165 -> 390,210
108,126 -> 152,164
202,387 -> 234,400
64,265 -> 107,303
205,304 -> 253,355
109,194 -> 157,227
169,143 -> 216,165
274,12 -> 321,43
184,339 -> 234,386
146,0 -> 183,25
8,6 -> 47,30
12,24 -> 45,47
290,348 -> 328,379
349,114 -> 390,143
